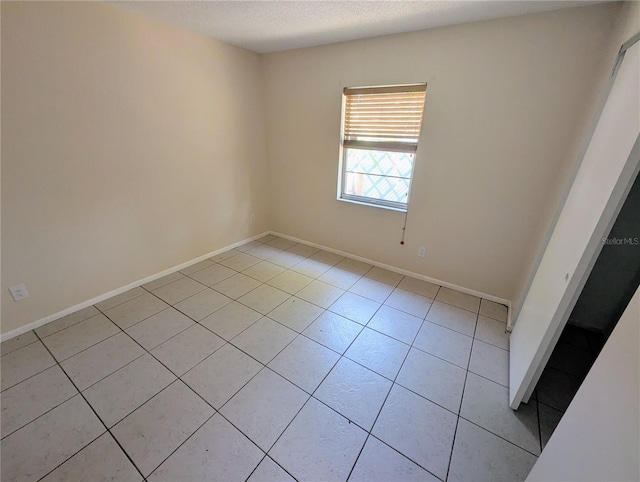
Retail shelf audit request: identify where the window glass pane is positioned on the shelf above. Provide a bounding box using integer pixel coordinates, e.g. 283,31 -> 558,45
343,171 -> 411,204
345,148 -> 414,178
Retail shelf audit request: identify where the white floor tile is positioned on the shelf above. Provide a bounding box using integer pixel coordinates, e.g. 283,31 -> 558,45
149,414 -> 263,482
435,287 -> 480,313
95,287 -> 146,312
267,270 -> 313,294
1,341 -> 56,391
334,257 -> 371,275
212,273 -> 261,300
396,347 -> 466,413
366,305 -> 423,344
84,354 -> 176,427
246,244 -> 283,260
448,419 -> 537,482
469,340 -> 509,387
349,277 -> 394,303
248,457 -> 295,482
209,249 -> 241,262
179,259 -> 215,275
1,365 -> 77,437
460,373 -> 540,455
268,336 -> 339,393
189,263 -> 236,287
268,251 -> 306,269
243,261 -> 286,282
231,317 -> 297,364
426,301 -> 477,336
182,343 -> 261,409
270,398 -> 367,482
126,308 -> 194,351
1,261 -> 543,482
152,277 -> 206,305
221,369 -> 308,451
199,301 -> 262,340
238,284 -> 290,314
345,328 -> 409,380
267,297 -> 324,332
311,250 -> 345,267
479,299 -> 508,322
413,321 -> 473,368
372,385 -> 457,480
397,277 -> 439,299
104,293 -> 169,330
318,267 -> 362,290
384,289 -> 431,318
286,243 -> 319,258
236,240 -> 265,253
112,381 -> 214,477
1,395 -> 104,482
61,332 -> 144,390
174,288 -> 232,320
364,267 -> 404,287
219,252 -> 262,271
1,331 -> 39,356
314,358 -> 392,430
267,237 -> 298,250
292,258 -> 333,278
296,280 -> 345,308
42,314 -> 120,361
329,292 -> 381,325
151,324 -> 224,376
475,315 -> 509,350
350,436 -> 439,482
35,306 -> 100,338
40,433 -> 141,482
303,311 -> 363,354
142,271 -> 185,292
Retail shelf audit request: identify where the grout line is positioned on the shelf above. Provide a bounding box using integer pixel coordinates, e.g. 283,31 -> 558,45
346,287 -> 443,481
536,396 -> 543,454
445,307 -> 477,481
31,331 -> 147,482
6,239 -> 519,481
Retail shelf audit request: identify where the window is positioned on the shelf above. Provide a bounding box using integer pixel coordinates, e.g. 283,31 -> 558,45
338,84 -> 427,211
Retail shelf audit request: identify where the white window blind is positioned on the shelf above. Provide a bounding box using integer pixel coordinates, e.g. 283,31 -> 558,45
343,84 -> 427,152
339,84 -> 427,211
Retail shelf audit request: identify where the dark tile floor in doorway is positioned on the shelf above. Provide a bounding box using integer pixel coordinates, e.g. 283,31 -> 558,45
535,324 -> 604,448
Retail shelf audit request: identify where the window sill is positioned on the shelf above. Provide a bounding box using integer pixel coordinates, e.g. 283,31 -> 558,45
337,196 -> 407,213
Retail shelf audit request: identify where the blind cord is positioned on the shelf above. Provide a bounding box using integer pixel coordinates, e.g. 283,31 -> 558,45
400,209 -> 409,245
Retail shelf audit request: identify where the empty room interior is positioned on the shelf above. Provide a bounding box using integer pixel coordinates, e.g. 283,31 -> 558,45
1,1 -> 639,481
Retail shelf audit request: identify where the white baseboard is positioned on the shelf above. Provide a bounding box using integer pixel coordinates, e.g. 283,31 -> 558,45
2,229 -> 512,341
268,231 -> 513,326
0,232 -> 269,342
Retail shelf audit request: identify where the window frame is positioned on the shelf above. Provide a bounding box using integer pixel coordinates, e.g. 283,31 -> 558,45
337,83 -> 427,212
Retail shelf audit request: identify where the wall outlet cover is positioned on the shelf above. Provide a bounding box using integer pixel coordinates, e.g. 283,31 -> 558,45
9,284 -> 30,301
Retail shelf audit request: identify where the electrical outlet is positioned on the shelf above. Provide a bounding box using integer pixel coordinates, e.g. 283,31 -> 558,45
418,246 -> 427,257
9,284 -> 30,301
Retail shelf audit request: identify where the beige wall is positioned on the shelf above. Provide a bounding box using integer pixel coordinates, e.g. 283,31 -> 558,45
512,1 -> 640,320
262,3 -> 620,303
1,2 -> 269,333
526,286 -> 640,481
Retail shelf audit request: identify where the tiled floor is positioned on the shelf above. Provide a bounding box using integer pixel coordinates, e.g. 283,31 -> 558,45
1,235 -> 540,481
534,324 -> 603,448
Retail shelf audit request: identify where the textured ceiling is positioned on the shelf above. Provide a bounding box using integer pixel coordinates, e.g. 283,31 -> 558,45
112,1 -> 604,53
